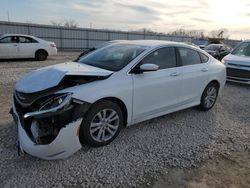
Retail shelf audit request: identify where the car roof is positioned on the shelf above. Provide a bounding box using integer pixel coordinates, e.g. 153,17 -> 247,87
207,44 -> 224,46
1,34 -> 36,38
114,40 -> 190,48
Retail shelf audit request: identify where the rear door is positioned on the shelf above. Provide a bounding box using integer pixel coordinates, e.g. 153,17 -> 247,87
18,36 -> 38,58
131,47 -> 182,121
177,47 -> 210,103
0,36 -> 19,58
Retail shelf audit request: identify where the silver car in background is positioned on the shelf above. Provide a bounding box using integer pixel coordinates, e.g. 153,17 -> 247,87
222,40 -> 250,84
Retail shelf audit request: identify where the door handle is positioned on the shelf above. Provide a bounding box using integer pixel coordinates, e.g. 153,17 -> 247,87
170,72 -> 180,76
201,68 -> 208,72
13,44 -> 18,46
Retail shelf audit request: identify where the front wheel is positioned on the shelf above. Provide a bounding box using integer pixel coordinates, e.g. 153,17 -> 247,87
79,100 -> 123,147
199,82 -> 218,111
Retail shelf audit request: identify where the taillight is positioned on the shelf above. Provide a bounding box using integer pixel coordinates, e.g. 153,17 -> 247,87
50,43 -> 56,48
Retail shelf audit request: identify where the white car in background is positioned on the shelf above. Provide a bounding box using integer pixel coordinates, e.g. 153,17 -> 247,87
11,40 -> 226,160
222,40 -> 250,84
0,34 -> 57,61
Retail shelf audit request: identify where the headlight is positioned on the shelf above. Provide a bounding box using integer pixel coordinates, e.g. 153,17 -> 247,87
24,93 -> 72,119
40,93 -> 72,111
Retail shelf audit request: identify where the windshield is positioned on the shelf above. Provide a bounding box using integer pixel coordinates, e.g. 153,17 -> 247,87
192,39 -> 209,46
204,45 -> 221,50
231,42 -> 250,57
79,44 -> 146,71
95,41 -> 118,49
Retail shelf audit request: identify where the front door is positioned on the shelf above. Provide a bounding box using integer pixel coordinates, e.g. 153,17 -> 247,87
132,47 -> 182,121
0,36 -> 19,58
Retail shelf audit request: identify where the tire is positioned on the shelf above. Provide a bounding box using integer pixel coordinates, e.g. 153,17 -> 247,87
35,50 -> 48,61
199,82 -> 219,111
79,100 -> 123,147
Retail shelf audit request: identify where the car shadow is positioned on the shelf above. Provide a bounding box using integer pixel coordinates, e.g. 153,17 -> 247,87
0,58 -> 35,62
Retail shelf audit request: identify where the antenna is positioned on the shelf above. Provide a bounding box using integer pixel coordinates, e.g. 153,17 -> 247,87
7,11 -> 10,22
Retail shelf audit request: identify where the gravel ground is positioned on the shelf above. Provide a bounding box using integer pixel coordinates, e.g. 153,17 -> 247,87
0,53 -> 249,187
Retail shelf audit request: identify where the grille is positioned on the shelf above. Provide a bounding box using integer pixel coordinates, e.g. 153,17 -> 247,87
228,63 -> 250,68
226,68 -> 250,79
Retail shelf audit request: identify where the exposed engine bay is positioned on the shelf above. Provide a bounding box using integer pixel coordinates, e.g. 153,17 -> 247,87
12,74 -> 109,145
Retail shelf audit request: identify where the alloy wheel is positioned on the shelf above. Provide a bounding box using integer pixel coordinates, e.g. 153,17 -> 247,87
90,109 -> 119,142
204,86 -> 217,108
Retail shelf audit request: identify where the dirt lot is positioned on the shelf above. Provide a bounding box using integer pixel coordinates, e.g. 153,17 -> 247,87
0,52 -> 249,188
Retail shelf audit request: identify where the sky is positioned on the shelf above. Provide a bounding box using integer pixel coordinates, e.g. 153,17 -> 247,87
1,0 -> 250,39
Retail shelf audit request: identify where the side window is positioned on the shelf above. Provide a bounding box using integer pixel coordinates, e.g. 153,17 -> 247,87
178,47 -> 201,66
199,52 -> 209,63
141,47 -> 176,69
0,36 -> 18,43
19,37 -> 36,43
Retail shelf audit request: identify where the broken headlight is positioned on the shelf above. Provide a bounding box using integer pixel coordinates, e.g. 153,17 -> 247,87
24,93 -> 73,119
40,93 -> 72,111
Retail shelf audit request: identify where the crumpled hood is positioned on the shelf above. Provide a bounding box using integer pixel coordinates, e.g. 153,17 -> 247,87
16,62 -> 113,93
224,54 -> 250,66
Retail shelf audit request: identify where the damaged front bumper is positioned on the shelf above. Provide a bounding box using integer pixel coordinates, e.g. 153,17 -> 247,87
11,94 -> 90,160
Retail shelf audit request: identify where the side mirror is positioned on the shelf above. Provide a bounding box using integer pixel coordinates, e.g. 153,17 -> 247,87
139,64 -> 159,72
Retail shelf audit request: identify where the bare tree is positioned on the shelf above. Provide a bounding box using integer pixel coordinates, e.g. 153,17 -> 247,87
64,19 -> 78,28
169,29 -> 205,38
209,28 -> 230,39
51,19 -> 78,28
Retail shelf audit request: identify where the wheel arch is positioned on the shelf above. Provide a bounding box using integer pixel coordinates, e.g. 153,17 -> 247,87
208,79 -> 220,90
200,79 -> 220,101
35,49 -> 48,56
93,97 -> 128,126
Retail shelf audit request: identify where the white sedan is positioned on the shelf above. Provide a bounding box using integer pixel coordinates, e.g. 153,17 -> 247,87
11,40 -> 226,160
0,34 -> 57,60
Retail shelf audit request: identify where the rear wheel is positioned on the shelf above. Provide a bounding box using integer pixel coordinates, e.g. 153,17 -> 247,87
35,50 -> 48,61
80,100 -> 123,147
199,82 -> 219,111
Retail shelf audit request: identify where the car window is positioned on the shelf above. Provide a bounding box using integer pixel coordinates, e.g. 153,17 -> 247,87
178,47 -> 201,66
19,36 -> 34,43
199,52 -> 209,63
141,47 -> 176,69
0,36 -> 18,43
231,42 -> 250,57
221,46 -> 226,51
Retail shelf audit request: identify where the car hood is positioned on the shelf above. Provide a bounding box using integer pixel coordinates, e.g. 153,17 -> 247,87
204,50 -> 217,54
15,62 -> 113,93
223,54 -> 250,66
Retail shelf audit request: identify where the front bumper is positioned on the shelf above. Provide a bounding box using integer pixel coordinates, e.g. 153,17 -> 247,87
11,97 -> 83,160
226,67 -> 250,85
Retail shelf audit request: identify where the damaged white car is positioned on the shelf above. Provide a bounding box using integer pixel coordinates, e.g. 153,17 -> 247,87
11,40 -> 226,160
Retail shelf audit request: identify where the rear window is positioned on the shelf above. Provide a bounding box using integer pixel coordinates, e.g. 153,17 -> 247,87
199,52 -> 209,63
178,47 -> 201,66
